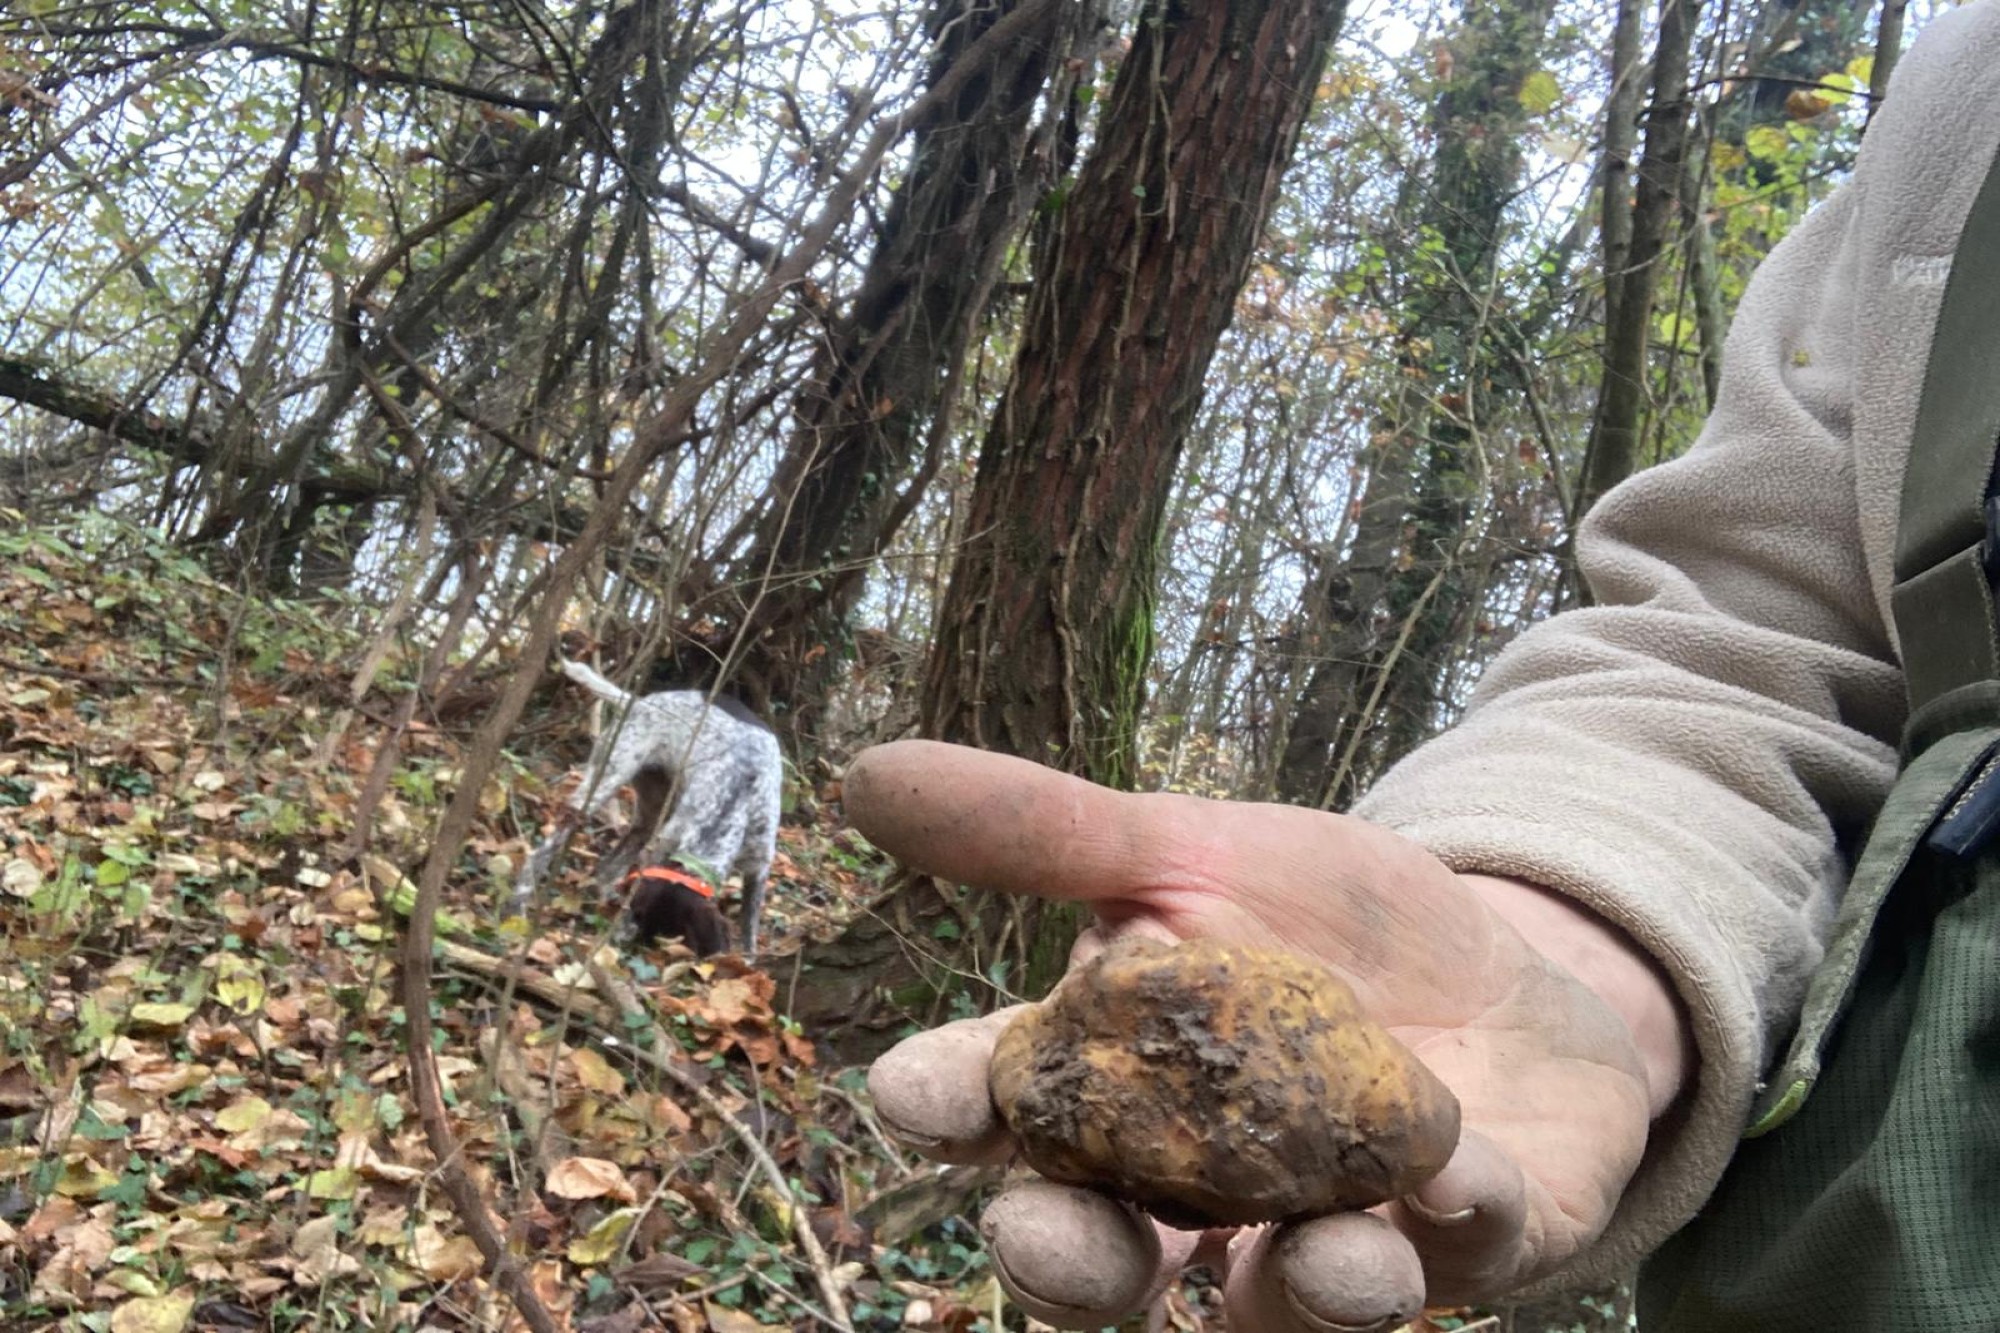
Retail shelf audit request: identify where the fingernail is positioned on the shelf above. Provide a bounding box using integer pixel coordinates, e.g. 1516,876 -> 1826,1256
1400,1192 -> 1477,1227
981,1181 -> 1162,1325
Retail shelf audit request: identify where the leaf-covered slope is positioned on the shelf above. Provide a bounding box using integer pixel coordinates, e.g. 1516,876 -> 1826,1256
0,517 -> 1027,1333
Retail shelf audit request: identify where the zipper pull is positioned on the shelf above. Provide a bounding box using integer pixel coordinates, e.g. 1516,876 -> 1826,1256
1928,744 -> 2000,857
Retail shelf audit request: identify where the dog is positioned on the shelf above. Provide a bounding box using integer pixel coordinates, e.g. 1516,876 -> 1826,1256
514,659 -> 782,956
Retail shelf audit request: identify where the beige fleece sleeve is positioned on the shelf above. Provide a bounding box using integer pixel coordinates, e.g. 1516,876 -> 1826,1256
1351,177 -> 1907,1288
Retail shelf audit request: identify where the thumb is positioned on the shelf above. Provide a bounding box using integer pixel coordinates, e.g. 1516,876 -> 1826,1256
844,740 -> 1183,904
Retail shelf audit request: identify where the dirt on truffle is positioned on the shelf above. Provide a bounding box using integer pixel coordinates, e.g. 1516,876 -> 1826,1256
988,936 -> 1461,1229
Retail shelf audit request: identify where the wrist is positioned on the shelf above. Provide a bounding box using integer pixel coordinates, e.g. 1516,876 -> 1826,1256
1459,873 -> 1693,1119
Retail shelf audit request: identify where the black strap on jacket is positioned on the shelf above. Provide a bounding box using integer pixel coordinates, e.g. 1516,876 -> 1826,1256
1891,141 -> 2000,738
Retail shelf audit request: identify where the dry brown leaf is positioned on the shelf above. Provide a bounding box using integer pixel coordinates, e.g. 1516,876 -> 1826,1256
614,1250 -> 707,1293
703,1300 -> 786,1333
410,1224 -> 484,1282
703,977 -> 764,1027
568,1046 -> 625,1095
290,1214 -> 361,1284
546,1155 -> 636,1202
357,1203 -> 410,1248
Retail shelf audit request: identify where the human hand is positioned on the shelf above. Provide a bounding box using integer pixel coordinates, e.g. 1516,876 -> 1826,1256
848,740 -> 1685,1331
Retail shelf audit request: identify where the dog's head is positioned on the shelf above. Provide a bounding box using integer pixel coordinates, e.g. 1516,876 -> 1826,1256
623,866 -> 730,957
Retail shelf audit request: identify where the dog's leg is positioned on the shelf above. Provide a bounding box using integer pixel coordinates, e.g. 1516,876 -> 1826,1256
739,747 -> 783,959
731,806 -> 778,960
736,861 -> 768,960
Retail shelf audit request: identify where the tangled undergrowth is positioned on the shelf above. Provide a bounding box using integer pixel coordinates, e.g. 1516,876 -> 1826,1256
0,514 -> 1044,1333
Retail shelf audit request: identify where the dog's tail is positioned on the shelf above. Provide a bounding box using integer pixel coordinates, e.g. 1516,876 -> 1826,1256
561,658 -> 634,706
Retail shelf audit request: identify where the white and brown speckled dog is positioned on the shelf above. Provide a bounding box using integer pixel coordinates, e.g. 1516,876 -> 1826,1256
514,660 -> 782,956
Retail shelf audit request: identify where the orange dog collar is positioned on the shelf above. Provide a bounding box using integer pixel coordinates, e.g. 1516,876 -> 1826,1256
623,866 -> 716,899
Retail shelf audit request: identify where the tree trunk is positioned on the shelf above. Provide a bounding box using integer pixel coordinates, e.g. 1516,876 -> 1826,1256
1274,0 -> 1559,808
926,0 -> 1343,786
1683,148 -> 1726,412
1868,0 -> 1909,126
689,0 -> 1100,728
1598,0 -> 1648,368
1576,0 -> 1701,525
789,0 -> 1348,1062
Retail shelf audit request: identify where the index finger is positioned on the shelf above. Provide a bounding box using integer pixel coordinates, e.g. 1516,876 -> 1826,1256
844,739 -> 1210,904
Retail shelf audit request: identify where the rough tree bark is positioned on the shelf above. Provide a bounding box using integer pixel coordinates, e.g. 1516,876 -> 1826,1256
787,0 -> 1348,1061
683,0 -> 1100,732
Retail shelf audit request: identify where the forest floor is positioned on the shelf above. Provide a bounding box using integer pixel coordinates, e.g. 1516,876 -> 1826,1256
0,514 -> 1577,1333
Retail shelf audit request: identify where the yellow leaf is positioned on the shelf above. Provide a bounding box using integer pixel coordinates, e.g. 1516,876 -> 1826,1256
213,957 -> 265,1016
306,1166 -> 360,1200
1745,123 -> 1790,162
567,1047 -> 625,1096
215,1096 -> 273,1137
109,1292 -> 194,1333
545,1156 -> 634,1202
53,1155 -> 120,1198
127,1002 -> 195,1030
1518,69 -> 1560,114
331,1090 -> 376,1134
102,1268 -> 163,1296
752,1185 -> 796,1238
228,1105 -> 308,1154
566,1207 -> 640,1266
